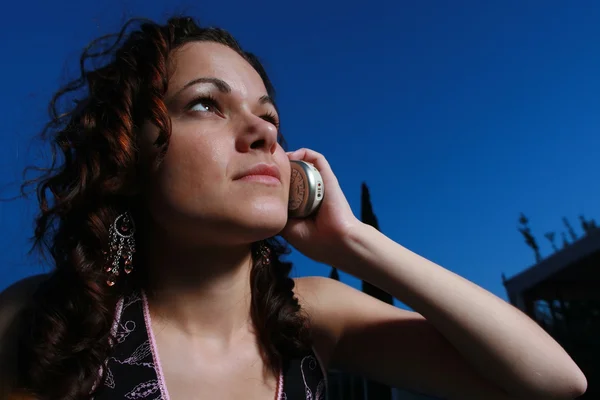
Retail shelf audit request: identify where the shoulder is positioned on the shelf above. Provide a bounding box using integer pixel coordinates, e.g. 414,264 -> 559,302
0,273 -> 50,333
293,276 -> 348,323
292,277 -> 341,369
0,274 -> 50,392
293,276 -> 424,367
293,275 -> 406,319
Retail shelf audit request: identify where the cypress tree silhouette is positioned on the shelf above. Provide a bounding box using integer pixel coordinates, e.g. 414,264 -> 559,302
329,267 -> 340,281
361,183 -> 393,306
360,182 -> 393,400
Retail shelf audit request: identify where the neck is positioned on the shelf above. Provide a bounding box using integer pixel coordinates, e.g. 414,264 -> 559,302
141,228 -> 255,343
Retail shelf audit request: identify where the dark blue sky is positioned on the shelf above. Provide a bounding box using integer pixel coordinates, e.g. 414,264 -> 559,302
1,1 -> 599,308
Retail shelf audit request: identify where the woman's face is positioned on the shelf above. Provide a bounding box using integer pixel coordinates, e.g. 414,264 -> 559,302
140,41 -> 291,246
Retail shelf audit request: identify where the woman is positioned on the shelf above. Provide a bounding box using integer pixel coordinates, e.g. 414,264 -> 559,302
0,16 -> 586,400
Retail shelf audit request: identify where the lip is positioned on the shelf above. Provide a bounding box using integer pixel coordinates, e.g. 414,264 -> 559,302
234,163 -> 281,183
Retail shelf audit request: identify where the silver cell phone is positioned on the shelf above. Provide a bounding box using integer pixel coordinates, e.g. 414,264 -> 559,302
288,160 -> 324,218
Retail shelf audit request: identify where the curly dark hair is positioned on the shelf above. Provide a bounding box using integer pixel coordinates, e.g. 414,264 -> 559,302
16,16 -> 310,399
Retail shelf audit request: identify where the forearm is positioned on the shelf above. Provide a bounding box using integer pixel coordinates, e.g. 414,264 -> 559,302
335,223 -> 586,399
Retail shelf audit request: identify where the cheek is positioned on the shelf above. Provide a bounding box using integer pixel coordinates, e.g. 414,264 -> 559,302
153,133 -> 229,200
276,154 -> 292,190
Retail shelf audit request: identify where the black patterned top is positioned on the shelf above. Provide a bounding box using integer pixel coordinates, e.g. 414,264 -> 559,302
92,292 -> 327,400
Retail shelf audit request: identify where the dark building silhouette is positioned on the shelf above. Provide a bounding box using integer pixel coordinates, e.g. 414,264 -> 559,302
504,225 -> 600,399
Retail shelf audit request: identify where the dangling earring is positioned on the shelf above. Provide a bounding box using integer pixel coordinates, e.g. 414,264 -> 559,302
258,241 -> 271,266
104,211 -> 136,286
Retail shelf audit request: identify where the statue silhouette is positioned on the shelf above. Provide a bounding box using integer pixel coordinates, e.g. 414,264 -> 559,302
544,232 -> 558,252
563,217 -> 578,241
518,213 -> 542,263
580,215 -> 590,234
561,232 -> 570,248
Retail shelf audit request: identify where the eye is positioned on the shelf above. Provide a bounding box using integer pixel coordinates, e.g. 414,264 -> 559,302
261,112 -> 280,129
187,95 -> 221,114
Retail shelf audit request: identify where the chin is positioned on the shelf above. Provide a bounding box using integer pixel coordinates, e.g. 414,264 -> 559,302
240,203 -> 288,239
150,197 -> 289,245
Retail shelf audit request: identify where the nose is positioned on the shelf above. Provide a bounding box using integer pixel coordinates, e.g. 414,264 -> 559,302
235,113 -> 279,154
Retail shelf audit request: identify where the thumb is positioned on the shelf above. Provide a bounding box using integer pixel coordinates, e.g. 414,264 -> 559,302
280,218 -> 311,242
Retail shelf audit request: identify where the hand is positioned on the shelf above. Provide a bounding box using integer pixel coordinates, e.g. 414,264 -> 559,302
280,148 -> 361,266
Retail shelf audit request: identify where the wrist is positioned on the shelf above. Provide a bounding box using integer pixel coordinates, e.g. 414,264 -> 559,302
332,222 -> 380,275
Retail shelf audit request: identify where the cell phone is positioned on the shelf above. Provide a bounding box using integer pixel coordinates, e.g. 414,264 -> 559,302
288,160 -> 324,218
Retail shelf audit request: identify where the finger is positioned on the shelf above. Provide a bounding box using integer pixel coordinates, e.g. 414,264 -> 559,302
287,148 -> 336,182
287,148 -> 322,163
280,217 -> 310,241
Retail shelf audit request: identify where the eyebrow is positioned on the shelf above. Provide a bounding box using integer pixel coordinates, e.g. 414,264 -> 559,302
259,94 -> 275,107
173,77 -> 275,108
174,77 -> 232,97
